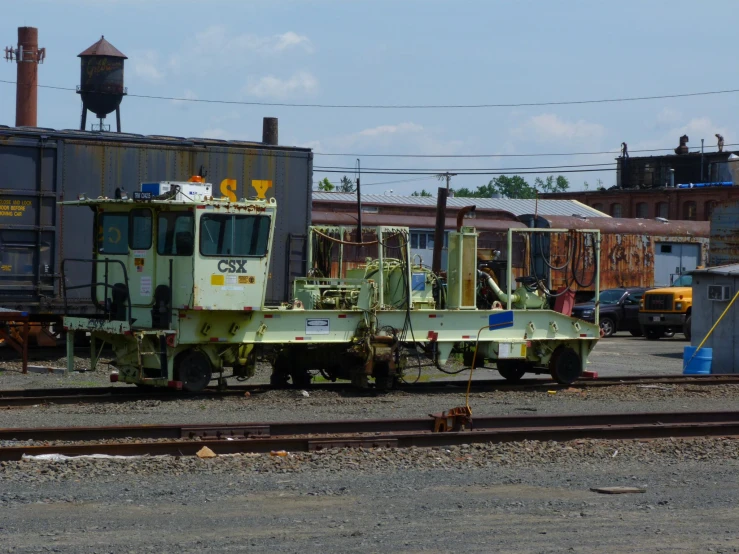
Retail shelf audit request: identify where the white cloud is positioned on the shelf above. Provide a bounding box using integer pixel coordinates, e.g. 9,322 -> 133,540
514,113 -> 605,142
131,50 -> 164,83
358,122 -> 424,138
169,27 -> 313,75
631,116 -> 729,153
171,89 -> 198,109
244,71 -> 318,98
273,31 -> 313,53
654,107 -> 682,129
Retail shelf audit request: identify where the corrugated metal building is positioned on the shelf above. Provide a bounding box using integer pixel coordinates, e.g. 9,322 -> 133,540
312,192 -> 607,271
0,126 -> 313,314
690,264 -> 739,373
524,215 -> 709,293
709,200 -> 739,266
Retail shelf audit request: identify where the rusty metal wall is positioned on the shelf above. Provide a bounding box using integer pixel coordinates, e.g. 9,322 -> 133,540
0,127 -> 312,312
709,200 -> 739,266
522,215 -> 708,294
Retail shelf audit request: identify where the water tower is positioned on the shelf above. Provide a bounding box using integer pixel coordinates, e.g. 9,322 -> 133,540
76,36 -> 127,132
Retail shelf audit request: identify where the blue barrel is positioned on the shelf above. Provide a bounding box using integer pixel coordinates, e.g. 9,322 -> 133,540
683,346 -> 712,375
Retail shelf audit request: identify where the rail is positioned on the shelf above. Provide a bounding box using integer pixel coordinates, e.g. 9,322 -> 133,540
2,410 -> 739,460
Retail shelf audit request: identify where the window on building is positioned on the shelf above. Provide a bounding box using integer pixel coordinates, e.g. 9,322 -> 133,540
656,202 -> 669,219
683,201 -> 697,221
635,202 -> 648,218
705,201 -> 717,221
610,203 -> 623,218
410,231 -> 442,250
591,202 -> 604,212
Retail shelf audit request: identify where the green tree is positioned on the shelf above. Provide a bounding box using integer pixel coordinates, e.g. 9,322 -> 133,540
490,175 -> 536,199
411,189 -> 433,197
317,177 -> 334,191
338,175 -> 356,193
534,175 -> 570,194
453,187 -> 477,197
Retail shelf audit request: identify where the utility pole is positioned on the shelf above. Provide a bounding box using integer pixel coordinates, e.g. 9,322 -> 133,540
436,172 -> 457,191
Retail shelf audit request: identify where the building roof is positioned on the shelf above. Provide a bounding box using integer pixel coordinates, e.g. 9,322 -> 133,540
78,36 -> 127,58
692,264 -> 739,276
312,192 -> 608,218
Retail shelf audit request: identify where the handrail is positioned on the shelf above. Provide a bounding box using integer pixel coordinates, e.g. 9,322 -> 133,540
61,258 -> 132,324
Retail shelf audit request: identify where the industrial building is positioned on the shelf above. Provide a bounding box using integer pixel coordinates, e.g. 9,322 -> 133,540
541,143 -> 739,221
312,192 -> 607,268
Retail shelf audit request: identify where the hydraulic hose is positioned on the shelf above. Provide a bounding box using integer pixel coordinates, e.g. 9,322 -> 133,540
477,270 -> 519,305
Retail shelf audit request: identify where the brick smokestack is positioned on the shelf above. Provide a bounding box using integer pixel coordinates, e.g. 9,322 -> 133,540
6,27 -> 45,127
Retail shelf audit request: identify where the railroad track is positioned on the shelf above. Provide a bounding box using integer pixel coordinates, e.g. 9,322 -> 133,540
1,374 -> 738,408
2,410 -> 739,461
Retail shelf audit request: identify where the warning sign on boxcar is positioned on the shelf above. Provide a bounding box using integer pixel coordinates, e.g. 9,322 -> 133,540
0,198 -> 32,219
305,318 -> 329,335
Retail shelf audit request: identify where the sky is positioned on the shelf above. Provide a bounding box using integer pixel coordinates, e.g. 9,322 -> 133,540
1,0 -> 736,196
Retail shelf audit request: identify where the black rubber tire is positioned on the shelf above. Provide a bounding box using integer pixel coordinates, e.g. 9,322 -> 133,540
645,328 -> 664,341
176,350 -> 213,392
629,329 -> 643,337
549,347 -> 582,385
599,317 -> 616,338
684,316 -> 692,342
497,360 -> 527,383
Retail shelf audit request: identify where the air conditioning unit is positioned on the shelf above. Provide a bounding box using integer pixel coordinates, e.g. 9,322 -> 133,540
708,285 -> 732,301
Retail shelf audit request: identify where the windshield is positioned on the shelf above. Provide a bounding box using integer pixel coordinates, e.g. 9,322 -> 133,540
590,289 -> 625,305
672,274 -> 693,287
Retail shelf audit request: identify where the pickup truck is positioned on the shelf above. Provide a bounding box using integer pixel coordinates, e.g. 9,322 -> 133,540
637,274 -> 692,340
571,287 -> 648,338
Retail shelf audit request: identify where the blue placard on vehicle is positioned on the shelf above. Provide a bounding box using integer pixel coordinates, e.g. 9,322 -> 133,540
488,310 -> 514,330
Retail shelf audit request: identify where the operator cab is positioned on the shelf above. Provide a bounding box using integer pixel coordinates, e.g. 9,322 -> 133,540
61,178 -> 276,330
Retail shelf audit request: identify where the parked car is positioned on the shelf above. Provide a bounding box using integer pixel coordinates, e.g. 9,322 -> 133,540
571,288 -> 649,338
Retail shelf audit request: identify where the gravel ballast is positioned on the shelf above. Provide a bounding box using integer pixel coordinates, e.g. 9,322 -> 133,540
1,439 -> 739,552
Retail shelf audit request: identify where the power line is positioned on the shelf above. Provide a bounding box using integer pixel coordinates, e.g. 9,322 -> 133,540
2,78 -> 739,109
315,162 -> 617,172
312,176 -> 436,187
315,144 -> 739,158
317,168 -> 614,176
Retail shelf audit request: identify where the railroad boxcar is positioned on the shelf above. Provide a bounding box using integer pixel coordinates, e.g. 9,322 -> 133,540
0,126 -> 312,319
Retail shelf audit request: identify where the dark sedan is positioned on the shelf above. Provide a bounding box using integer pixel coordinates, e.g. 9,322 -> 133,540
571,288 -> 648,338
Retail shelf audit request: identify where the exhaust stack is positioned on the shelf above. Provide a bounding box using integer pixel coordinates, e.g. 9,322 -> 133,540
5,27 -> 45,127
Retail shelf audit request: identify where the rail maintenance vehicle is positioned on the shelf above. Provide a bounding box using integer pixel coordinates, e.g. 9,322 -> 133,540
60,179 -> 602,391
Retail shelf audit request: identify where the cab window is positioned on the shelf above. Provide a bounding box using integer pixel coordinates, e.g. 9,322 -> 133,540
199,214 -> 270,257
130,209 -> 152,250
99,212 -> 129,255
158,212 -> 194,256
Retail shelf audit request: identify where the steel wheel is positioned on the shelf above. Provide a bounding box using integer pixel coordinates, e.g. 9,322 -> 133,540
497,360 -> 528,383
549,347 -> 582,385
599,317 -> 615,338
177,350 -> 213,392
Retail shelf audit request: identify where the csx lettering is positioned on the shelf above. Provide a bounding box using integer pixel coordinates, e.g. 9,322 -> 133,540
217,259 -> 248,273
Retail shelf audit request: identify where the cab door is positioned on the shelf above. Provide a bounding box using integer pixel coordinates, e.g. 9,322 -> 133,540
193,207 -> 274,310
155,209 -> 195,314
95,208 -> 154,323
